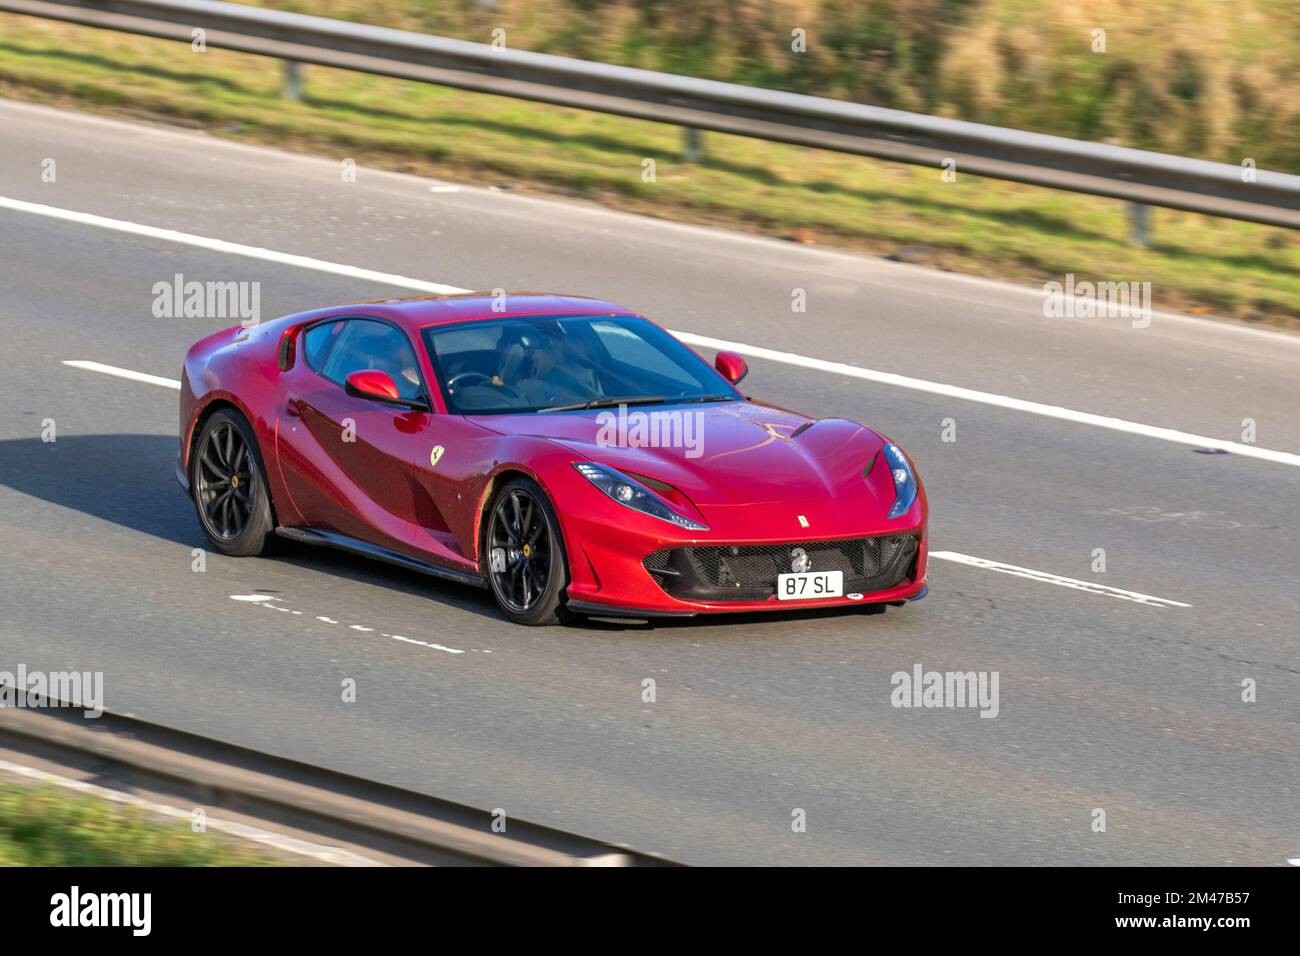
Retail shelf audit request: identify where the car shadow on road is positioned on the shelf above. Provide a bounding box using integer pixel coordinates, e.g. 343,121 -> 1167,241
0,433 -> 503,621
0,433 -> 202,547
580,602 -> 894,633
271,547 -> 503,621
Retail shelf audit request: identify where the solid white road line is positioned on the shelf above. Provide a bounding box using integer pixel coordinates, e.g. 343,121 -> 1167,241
0,758 -> 386,866
1,195 -> 462,294
670,330 -> 1300,468
929,551 -> 1191,607
62,359 -> 181,390
13,194 -> 1295,468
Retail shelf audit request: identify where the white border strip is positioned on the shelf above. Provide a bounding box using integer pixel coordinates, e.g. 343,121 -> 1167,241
930,551 -> 1191,607
8,194 -> 1295,468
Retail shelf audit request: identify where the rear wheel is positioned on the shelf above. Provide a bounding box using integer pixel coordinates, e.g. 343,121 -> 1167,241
191,409 -> 276,557
484,477 -> 570,625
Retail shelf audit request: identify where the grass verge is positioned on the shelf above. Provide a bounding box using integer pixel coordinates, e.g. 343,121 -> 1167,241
0,781 -> 283,866
0,14 -> 1296,330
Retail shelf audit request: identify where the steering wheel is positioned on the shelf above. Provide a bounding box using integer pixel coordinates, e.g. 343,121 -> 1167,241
448,371 -> 491,392
447,371 -> 521,399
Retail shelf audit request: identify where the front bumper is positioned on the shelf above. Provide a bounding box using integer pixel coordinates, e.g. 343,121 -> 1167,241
556,487 -> 928,616
644,533 -> 919,603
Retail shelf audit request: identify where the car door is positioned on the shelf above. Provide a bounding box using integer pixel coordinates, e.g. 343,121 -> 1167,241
275,317 -> 452,553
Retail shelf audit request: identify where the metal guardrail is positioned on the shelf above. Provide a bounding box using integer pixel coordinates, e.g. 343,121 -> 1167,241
2,0 -> 1299,229
0,695 -> 677,866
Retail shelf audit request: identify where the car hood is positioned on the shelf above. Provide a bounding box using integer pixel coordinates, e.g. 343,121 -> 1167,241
468,401 -> 890,507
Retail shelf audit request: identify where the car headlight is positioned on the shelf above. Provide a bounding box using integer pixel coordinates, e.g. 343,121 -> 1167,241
881,443 -> 918,519
574,462 -> 707,530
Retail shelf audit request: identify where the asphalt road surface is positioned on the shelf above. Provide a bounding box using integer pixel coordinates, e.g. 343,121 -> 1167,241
0,99 -> 1296,865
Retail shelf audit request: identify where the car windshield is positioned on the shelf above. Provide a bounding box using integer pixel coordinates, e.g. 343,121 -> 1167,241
422,313 -> 740,414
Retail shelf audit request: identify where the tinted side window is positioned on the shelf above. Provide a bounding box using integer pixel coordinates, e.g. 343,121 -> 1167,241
302,320 -> 344,372
320,319 -> 425,401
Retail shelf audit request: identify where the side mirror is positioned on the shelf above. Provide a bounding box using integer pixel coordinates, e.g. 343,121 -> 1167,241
344,369 -> 402,403
715,351 -> 748,385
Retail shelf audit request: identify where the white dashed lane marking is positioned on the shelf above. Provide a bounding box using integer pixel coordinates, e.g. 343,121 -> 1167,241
229,595 -> 479,654
390,635 -> 466,654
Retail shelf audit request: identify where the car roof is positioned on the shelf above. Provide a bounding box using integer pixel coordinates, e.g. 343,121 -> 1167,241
320,292 -> 639,332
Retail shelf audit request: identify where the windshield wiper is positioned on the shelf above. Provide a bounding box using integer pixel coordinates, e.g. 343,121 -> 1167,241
677,394 -> 736,404
538,395 -> 670,413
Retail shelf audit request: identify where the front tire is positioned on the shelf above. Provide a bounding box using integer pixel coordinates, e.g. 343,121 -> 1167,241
484,477 -> 570,625
191,408 -> 277,557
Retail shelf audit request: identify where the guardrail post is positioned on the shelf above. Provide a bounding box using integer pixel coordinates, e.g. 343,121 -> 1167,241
682,127 -> 705,163
282,60 -> 303,101
1126,203 -> 1151,247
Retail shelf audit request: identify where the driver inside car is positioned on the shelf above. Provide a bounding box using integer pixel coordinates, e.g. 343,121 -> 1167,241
508,325 -> 602,406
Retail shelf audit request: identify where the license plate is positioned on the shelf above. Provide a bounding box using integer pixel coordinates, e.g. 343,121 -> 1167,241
776,570 -> 843,600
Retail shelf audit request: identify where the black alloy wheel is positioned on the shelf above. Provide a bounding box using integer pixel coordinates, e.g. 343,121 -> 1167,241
196,419 -> 253,540
191,409 -> 276,557
485,477 -> 570,625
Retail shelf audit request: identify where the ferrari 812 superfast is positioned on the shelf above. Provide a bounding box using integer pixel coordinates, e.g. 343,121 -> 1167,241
178,294 -> 928,624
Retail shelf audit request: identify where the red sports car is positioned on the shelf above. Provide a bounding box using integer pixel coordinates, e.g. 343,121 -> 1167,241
178,294 -> 928,624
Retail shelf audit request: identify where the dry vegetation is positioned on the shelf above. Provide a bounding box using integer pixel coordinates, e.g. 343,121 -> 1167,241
266,0 -> 1300,168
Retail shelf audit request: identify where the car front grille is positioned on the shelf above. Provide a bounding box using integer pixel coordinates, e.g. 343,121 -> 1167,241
643,533 -> 919,602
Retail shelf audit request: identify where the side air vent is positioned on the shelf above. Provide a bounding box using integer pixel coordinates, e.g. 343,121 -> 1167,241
278,328 -> 297,371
